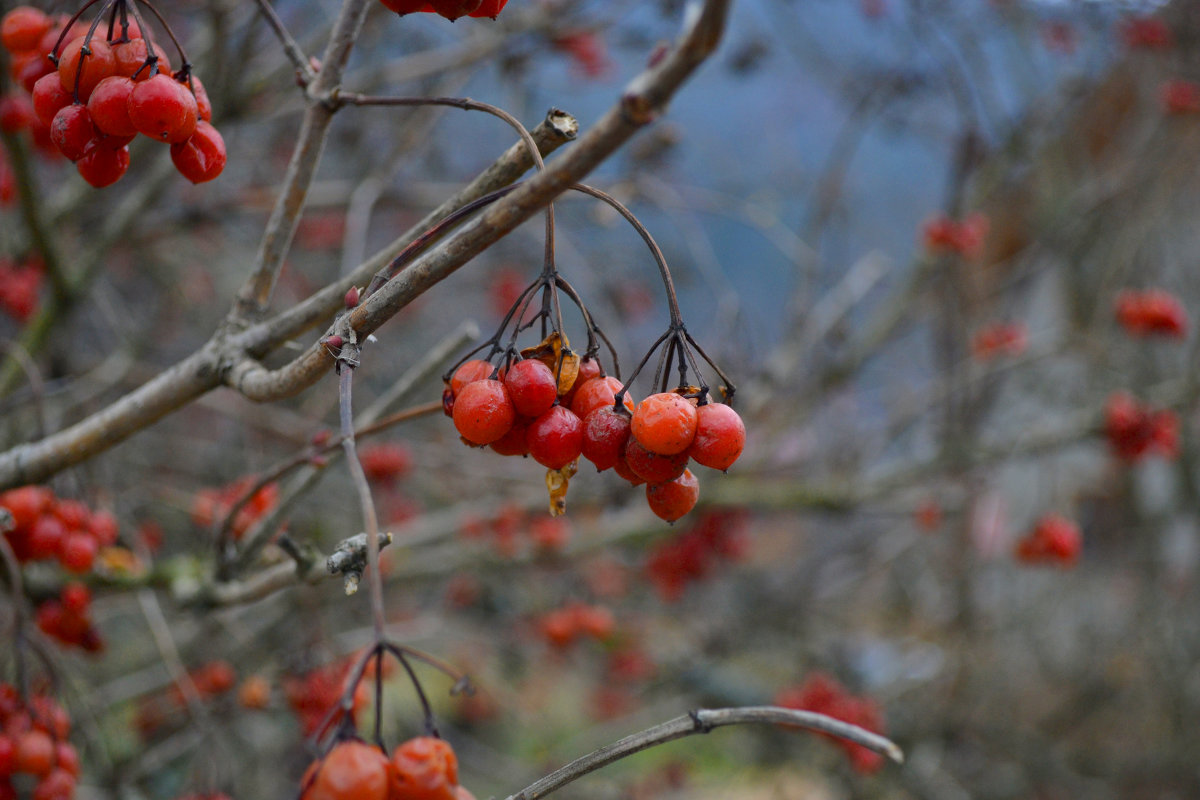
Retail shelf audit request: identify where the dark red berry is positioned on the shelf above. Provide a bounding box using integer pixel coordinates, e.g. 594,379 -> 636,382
527,406 -> 584,469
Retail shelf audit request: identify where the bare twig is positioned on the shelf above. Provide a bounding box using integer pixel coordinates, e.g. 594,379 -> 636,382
251,0 -> 317,85
505,706 -> 903,800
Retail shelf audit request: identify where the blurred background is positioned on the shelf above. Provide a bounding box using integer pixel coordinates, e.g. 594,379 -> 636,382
3,0 -> 1200,797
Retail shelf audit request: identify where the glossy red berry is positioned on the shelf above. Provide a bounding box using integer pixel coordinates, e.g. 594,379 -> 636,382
301,740 -> 392,800
391,736 -> 459,800
488,418 -> 529,456
112,39 -> 171,81
504,358 -> 558,417
569,376 -> 633,420
646,468 -> 699,522
613,453 -> 645,486
452,379 -> 515,445
87,76 -> 137,136
188,75 -> 212,122
27,515 -> 66,560
58,532 -> 97,572
13,729 -> 53,776
76,140 -> 129,187
170,121 -> 226,183
561,357 -> 601,406
49,104 -> 94,161
427,0 -> 483,20
580,407 -> 631,471
127,74 -> 197,142
623,438 -> 689,484
31,74 -> 72,127
687,402 -> 745,471
527,406 -> 584,469
632,393 -> 698,456
57,37 -> 116,100
379,0 -> 435,13
450,359 -> 493,396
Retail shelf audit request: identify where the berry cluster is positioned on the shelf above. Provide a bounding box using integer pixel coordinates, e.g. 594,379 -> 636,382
1121,16 -> 1172,50
284,660 -> 369,737
1,3 -> 225,187
645,509 -> 749,601
774,672 -> 887,774
970,321 -> 1027,361
0,684 -> 79,800
1,486 -> 117,574
921,212 -> 989,260
1161,80 -> 1200,116
1104,392 -> 1178,463
133,660 -> 236,738
360,442 -> 413,485
301,737 -> 475,800
551,31 -> 613,80
1014,513 -> 1082,567
459,503 -> 570,556
538,602 -> 615,648
379,0 -> 507,21
0,257 -> 43,323
34,583 -> 102,653
1114,288 -> 1187,338
190,477 -> 279,539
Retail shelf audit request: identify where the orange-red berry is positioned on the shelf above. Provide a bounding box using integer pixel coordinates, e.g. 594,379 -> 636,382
631,393 -> 698,456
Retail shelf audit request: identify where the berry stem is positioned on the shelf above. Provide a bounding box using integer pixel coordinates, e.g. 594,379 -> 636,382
48,0 -> 109,62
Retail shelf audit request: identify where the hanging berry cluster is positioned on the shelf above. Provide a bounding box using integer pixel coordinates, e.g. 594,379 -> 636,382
1,486 -> 117,575
0,1 -> 225,187
0,684 -> 81,798
1114,288 -> 1188,338
1013,513 -> 1081,567
438,185 -> 745,523
1103,391 -> 1178,464
379,0 -> 508,21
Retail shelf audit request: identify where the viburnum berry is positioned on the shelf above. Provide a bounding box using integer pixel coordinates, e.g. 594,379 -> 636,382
1,7 -> 51,52
60,583 -> 90,615
646,468 -> 699,522
391,736 -> 459,800
87,76 -> 138,137
111,38 -> 171,81
301,740 -> 392,800
127,73 -> 197,142
488,418 -> 529,456
170,120 -> 226,183
687,402 -> 745,471
32,768 -> 75,800
632,393 -> 698,456
58,531 -> 98,573
52,743 -> 78,777
189,75 -> 212,122
449,359 -> 493,396
452,379 -> 515,445
0,736 -> 12,776
57,37 -> 116,100
580,407 -> 631,471
76,140 -> 130,187
49,104 -> 95,161
623,438 -> 688,484
527,405 -> 584,469
0,96 -> 36,133
13,729 -> 53,776
504,358 -> 558,417
31,74 -> 72,127
613,453 -> 645,486
561,357 -> 601,407
1015,513 -> 1082,567
427,0 -> 484,21
569,376 -> 633,420
359,442 -> 413,484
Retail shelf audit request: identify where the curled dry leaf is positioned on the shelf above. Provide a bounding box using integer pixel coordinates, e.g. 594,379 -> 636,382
546,460 -> 579,516
521,331 -> 580,396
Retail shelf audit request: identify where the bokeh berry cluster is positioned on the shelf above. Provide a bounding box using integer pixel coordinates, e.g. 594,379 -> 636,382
0,684 -> 80,800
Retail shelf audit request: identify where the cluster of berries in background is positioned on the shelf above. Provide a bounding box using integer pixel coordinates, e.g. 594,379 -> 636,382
537,601 -> 614,648
190,476 -> 279,539
1114,288 -> 1187,338
645,509 -> 748,601
284,658 -> 371,737
0,256 -> 43,324
1104,391 -> 1178,464
1,486 -> 116,576
0,684 -> 80,800
379,0 -> 507,21
300,736 -> 474,800
1014,513 -> 1082,567
1,4 -> 225,187
133,660 -> 236,738
444,351 -> 745,523
775,673 -> 887,775
970,321 -> 1028,361
459,503 -> 570,557
920,212 -> 989,260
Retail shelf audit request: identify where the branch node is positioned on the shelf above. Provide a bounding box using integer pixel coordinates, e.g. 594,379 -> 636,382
688,709 -> 713,733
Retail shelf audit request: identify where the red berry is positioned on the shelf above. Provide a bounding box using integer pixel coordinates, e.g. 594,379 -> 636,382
300,740 -> 392,800
488,417 -> 530,456
170,120 -> 226,183
450,359 -> 492,396
89,509 -> 118,545
378,0 -> 435,13
76,140 -> 130,187
58,531 -> 97,573
613,453 -> 645,486
52,743 -> 78,777
527,406 -> 584,469
57,37 -> 116,101
580,407 -> 631,471
646,469 -> 699,522
569,376 -> 633,420
687,402 -> 745,471
13,729 -> 53,776
0,96 -> 36,134
0,486 -> 52,530
623,438 -> 689,484
0,736 -> 13,777
31,74 -> 72,127
503,358 -> 558,417
391,736 -> 459,800
87,76 -> 137,136
112,39 -> 170,81
49,104 -> 94,161
127,73 -> 197,142
631,393 -> 698,456
452,379 -> 515,445
427,0 -> 483,20
188,74 -> 212,122
1,7 -> 52,52
61,582 -> 91,614
468,0 -> 508,18
32,768 -> 76,800
27,515 -> 66,560
561,357 -> 601,406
